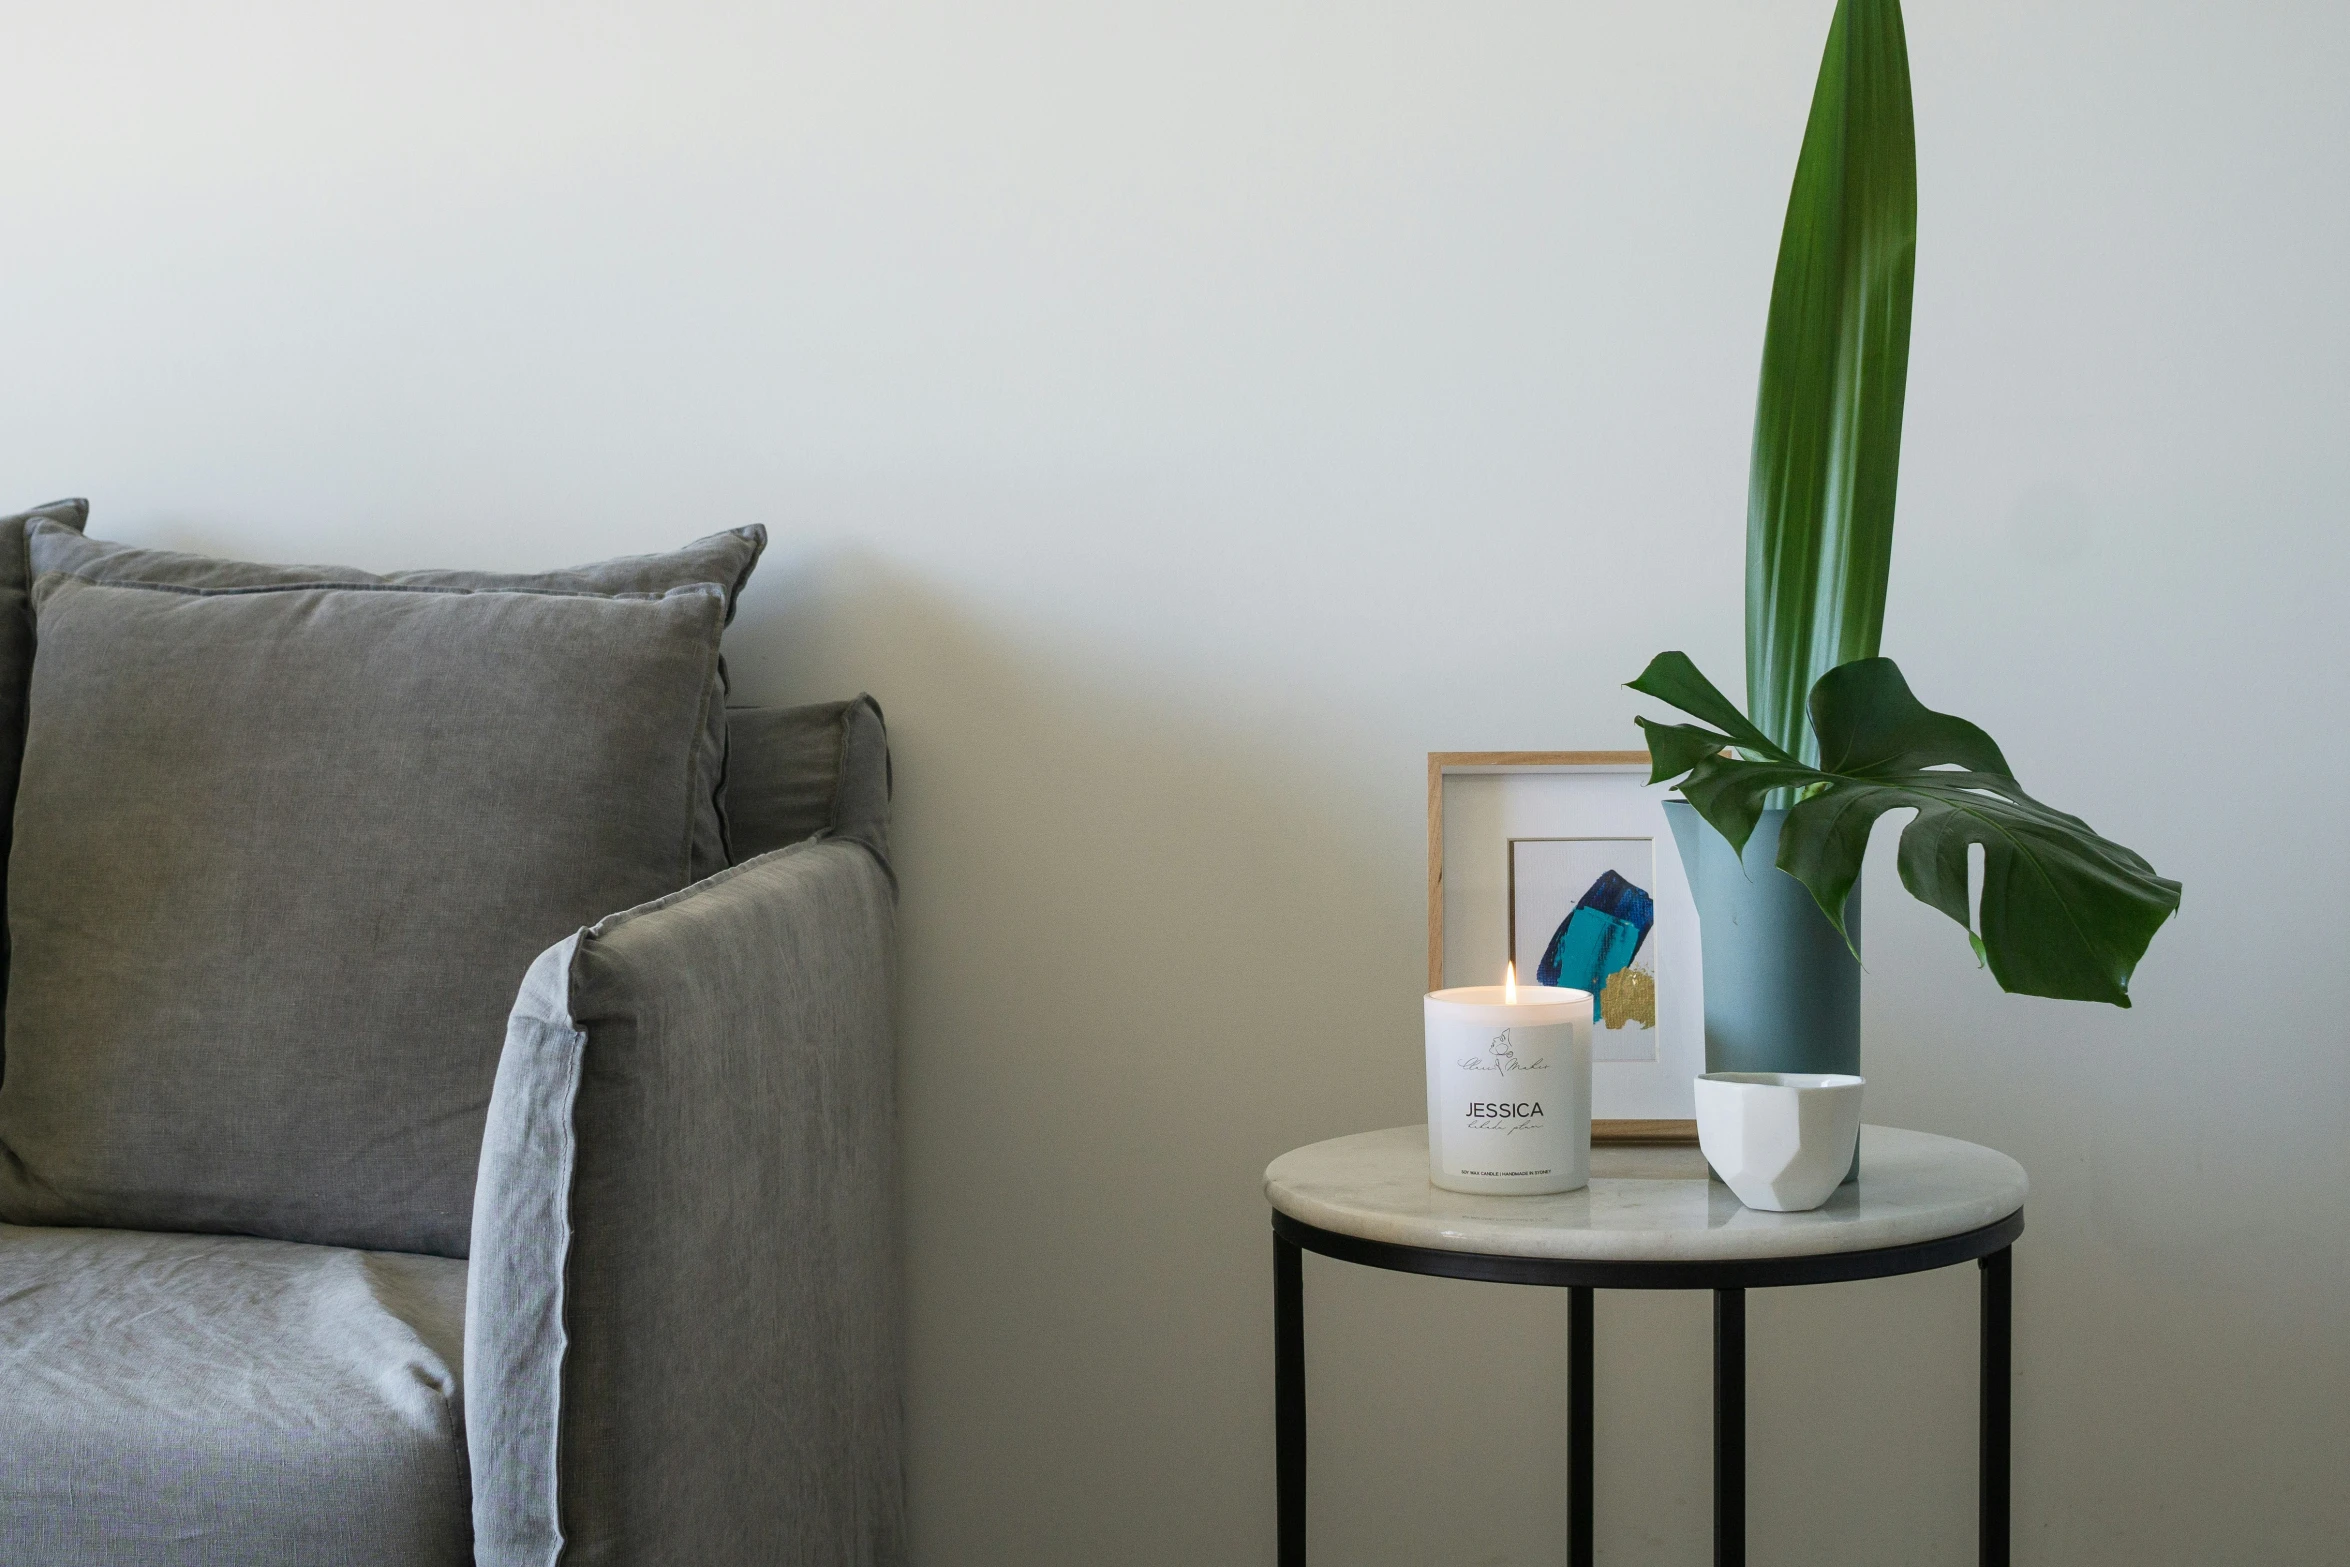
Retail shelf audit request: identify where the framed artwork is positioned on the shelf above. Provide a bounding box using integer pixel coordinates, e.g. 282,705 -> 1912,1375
1428,752 -> 1700,1143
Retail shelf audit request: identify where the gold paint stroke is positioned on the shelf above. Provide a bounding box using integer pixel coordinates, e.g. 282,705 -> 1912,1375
1599,966 -> 1656,1030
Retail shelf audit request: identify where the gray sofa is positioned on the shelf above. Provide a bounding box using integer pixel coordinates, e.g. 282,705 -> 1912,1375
0,507 -> 904,1565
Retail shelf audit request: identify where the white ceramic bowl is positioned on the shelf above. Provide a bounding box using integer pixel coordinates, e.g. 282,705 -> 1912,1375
1694,1072 -> 1865,1212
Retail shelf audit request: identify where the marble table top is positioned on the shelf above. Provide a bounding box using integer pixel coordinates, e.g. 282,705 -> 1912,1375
1264,1125 -> 2026,1263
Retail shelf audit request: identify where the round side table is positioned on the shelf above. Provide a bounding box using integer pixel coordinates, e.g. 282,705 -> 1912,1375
1263,1125 -> 2026,1567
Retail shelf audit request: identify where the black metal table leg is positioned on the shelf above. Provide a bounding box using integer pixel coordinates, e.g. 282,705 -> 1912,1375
1569,1286 -> 1594,1567
1714,1288 -> 1745,1567
1276,1231 -> 1306,1567
1980,1247 -> 2012,1567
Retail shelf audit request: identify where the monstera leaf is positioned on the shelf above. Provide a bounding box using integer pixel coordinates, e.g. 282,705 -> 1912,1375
1629,652 -> 2181,1007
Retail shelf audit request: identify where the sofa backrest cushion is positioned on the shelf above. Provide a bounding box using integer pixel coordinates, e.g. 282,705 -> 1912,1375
23,518 -> 767,879
0,503 -> 89,810
722,695 -> 892,877
27,521 -> 766,603
0,500 -> 91,1084
0,533 -> 759,1257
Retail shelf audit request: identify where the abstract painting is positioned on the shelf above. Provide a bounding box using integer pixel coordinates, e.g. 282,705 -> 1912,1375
1510,838 -> 1658,1062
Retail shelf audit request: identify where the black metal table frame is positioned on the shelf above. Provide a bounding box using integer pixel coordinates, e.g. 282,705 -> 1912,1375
1272,1206 -> 2022,1567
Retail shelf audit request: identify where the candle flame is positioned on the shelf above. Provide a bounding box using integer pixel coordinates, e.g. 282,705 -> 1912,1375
1504,960 -> 1517,1004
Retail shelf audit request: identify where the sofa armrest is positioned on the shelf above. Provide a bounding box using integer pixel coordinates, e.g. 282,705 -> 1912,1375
465,839 -> 903,1566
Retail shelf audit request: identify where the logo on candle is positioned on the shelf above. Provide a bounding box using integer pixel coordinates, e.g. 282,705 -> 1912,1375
1458,1027 -> 1550,1077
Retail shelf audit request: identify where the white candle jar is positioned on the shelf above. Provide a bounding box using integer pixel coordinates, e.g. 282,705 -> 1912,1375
1424,984 -> 1592,1195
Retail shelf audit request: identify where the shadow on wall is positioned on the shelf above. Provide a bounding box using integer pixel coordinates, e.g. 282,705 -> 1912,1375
726,546 -> 1450,1562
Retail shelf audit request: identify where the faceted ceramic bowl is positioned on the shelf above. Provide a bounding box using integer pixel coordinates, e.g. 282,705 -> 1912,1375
1694,1072 -> 1865,1212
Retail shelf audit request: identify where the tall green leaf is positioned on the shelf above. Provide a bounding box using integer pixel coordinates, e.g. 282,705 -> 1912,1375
1746,0 -> 1917,764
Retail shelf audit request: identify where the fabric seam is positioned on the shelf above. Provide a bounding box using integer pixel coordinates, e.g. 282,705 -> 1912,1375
680,600 -> 726,885
29,573 -> 725,605
547,975 -> 589,1567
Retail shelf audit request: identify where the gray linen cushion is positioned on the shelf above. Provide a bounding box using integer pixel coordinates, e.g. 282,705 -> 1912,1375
0,567 -> 740,1256
0,500 -> 91,1082
28,523 -> 762,601
24,518 -> 765,878
0,503 -> 89,800
0,1223 -> 469,1567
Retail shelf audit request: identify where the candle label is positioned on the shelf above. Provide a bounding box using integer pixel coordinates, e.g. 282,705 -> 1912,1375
1424,1011 -> 1590,1193
1442,1021 -> 1573,1168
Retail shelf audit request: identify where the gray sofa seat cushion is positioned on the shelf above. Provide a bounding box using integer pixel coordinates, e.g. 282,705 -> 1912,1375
0,1223 -> 469,1567
0,571 -> 737,1256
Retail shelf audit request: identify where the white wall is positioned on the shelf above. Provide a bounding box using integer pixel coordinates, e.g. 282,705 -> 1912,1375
6,2 -> 2344,1560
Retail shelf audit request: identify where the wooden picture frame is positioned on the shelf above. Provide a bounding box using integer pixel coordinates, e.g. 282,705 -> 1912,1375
1429,752 -> 1699,1145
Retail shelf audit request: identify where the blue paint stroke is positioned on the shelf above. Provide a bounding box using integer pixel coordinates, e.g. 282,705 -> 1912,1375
1536,869 -> 1655,1021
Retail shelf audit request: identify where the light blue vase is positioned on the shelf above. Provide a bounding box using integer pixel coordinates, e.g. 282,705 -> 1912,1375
1664,802 -> 1861,1180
